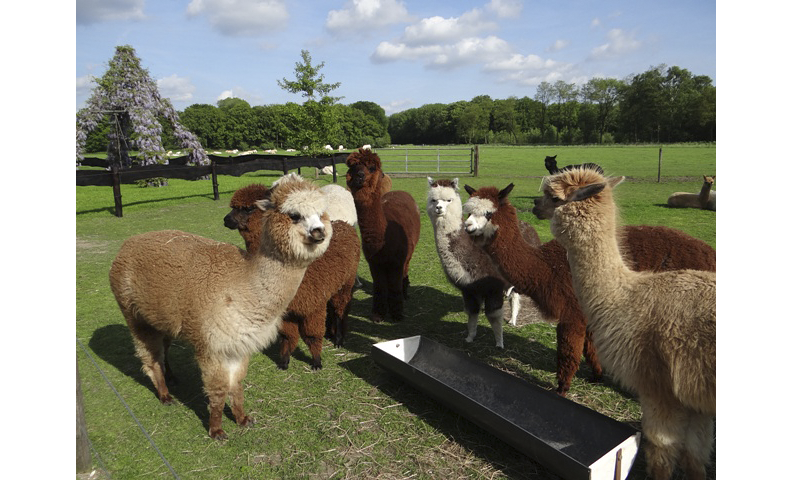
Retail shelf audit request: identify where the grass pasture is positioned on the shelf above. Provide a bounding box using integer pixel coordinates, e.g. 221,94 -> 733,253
76,145 -> 716,479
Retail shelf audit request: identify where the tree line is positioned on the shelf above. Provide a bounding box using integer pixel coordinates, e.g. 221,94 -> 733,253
82,63 -> 714,154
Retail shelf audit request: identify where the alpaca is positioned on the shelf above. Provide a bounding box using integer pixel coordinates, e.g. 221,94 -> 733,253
544,154 -> 604,175
109,176 -> 331,440
224,182 -> 361,368
541,167 -> 715,480
426,177 -> 540,348
272,173 -> 358,226
667,175 -> 716,211
346,148 -> 421,322
463,182 -> 715,395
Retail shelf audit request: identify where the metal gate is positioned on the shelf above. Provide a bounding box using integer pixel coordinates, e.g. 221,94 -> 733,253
372,146 -> 475,177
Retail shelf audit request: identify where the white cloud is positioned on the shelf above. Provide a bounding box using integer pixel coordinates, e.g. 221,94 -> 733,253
548,39 -> 569,52
484,53 -> 575,86
157,74 -> 195,102
485,0 -> 523,19
373,35 -> 511,70
401,10 -> 496,46
187,0 -> 288,37
76,0 -> 145,25
591,17 -> 601,28
589,28 -> 641,60
381,99 -> 414,115
326,0 -> 413,33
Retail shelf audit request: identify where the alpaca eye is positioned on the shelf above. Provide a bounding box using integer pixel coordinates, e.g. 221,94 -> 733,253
369,167 -> 377,173
288,213 -> 302,222
485,212 -> 493,220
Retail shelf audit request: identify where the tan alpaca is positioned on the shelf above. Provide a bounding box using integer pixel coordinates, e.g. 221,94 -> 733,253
109,177 -> 332,440
542,167 -> 715,480
667,175 -> 715,210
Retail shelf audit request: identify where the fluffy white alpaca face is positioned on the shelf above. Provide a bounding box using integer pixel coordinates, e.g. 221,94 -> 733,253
280,189 -> 330,245
463,196 -> 498,244
427,186 -> 458,218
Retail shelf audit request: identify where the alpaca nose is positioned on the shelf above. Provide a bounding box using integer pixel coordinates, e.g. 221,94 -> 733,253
223,212 -> 238,230
309,227 -> 326,243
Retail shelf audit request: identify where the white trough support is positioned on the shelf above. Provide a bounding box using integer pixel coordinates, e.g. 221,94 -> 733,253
372,336 -> 640,480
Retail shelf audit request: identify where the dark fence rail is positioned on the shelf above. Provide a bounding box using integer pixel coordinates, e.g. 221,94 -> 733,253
77,153 -> 349,217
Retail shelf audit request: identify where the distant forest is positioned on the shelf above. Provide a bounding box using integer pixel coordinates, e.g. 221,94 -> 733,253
82,64 -> 714,153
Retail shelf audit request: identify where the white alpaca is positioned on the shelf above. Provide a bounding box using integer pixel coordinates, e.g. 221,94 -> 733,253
426,177 -> 534,348
542,167 -> 715,480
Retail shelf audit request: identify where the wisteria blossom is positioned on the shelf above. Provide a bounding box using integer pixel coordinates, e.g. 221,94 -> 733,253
76,45 -> 208,167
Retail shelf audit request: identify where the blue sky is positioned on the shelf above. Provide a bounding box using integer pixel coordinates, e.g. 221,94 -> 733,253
76,0 -> 715,115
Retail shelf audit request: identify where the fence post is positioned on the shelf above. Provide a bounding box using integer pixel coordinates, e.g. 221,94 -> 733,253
111,166 -> 123,217
211,158 -> 219,200
77,362 -> 91,473
657,147 -> 662,183
473,145 -> 480,177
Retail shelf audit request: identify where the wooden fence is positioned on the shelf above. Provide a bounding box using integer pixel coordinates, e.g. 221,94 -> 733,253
76,152 -> 350,217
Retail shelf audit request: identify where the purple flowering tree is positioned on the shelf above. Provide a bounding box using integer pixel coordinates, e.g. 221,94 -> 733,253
76,45 -> 208,168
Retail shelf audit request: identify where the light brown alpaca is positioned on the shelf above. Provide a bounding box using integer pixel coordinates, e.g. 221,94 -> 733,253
346,148 -> 421,322
542,167 -> 715,480
463,183 -> 716,395
109,177 -> 332,439
667,175 -> 715,210
223,182 -> 361,368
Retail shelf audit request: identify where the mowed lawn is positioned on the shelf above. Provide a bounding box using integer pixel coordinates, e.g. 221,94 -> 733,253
76,144 -> 716,479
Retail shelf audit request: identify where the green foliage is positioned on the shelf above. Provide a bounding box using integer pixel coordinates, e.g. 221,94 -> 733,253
76,45 -> 208,166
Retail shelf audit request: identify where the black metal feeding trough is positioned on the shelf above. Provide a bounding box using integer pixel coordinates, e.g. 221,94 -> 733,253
372,336 -> 640,480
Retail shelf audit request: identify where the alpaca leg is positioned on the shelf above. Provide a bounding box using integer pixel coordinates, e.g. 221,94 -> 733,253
327,282 -> 354,347
369,264 -> 389,323
507,289 -> 520,326
227,356 -> 254,428
582,328 -> 603,382
678,412 -> 714,480
278,319 -> 301,370
198,358 -> 230,440
640,397 -> 684,480
301,310 -> 326,370
554,319 -> 583,395
387,269 -> 405,321
162,337 -> 178,386
402,275 -> 410,300
487,309 -> 505,349
485,292 -> 506,348
127,318 -> 173,405
463,292 -> 480,343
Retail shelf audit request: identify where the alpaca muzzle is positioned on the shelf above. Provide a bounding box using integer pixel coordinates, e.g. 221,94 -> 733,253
309,227 -> 326,243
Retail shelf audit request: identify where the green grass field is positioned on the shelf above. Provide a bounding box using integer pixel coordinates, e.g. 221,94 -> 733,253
76,145 -> 715,479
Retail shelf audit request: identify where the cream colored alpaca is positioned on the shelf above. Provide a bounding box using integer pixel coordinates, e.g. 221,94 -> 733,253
542,168 -> 716,480
109,176 -> 332,440
667,175 -> 715,210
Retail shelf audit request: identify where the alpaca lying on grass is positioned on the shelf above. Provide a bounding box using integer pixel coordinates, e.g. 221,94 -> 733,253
224,181 -> 361,368
109,176 -> 331,439
463,182 -> 715,395
426,177 -> 539,348
668,175 -> 716,211
542,167 -> 716,480
346,148 -> 420,322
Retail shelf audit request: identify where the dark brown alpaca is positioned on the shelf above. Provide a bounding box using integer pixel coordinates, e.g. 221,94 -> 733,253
463,183 -> 716,395
346,148 -> 421,322
224,183 -> 361,368
544,154 -> 604,175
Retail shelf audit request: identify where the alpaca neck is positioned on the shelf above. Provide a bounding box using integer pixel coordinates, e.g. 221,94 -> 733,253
557,213 -> 631,305
353,189 -> 387,255
698,180 -> 713,208
483,207 -> 549,294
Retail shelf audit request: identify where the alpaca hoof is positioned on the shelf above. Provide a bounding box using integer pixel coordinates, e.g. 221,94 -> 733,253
311,364 -> 322,371
555,386 -> 568,397
465,336 -> 474,343
209,428 -> 228,440
159,394 -> 174,405
369,313 -> 384,323
495,343 -> 504,349
238,415 -> 255,428
277,361 -> 289,370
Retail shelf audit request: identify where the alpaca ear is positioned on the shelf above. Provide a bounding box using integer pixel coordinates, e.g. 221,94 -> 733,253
607,176 -> 625,189
499,183 -> 515,200
255,199 -> 274,211
452,178 -> 459,190
464,185 -> 476,195
569,183 -> 605,202
427,176 -> 434,186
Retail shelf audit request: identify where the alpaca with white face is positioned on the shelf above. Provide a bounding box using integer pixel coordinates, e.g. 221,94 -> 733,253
426,177 -> 539,347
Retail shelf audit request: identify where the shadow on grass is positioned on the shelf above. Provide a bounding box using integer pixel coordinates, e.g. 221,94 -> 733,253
88,324 -> 242,434
77,192 -> 221,216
